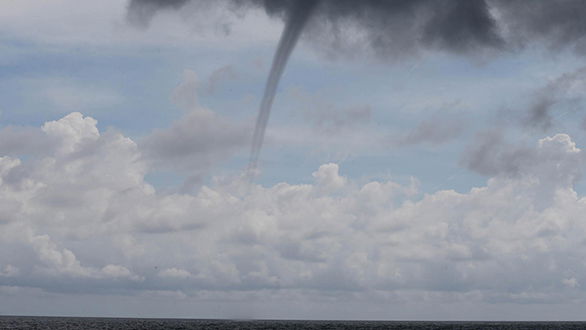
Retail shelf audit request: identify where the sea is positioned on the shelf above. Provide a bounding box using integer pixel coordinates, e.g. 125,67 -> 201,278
1,316 -> 586,330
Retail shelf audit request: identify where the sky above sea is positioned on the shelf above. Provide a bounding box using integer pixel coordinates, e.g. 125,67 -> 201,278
2,0 -> 586,321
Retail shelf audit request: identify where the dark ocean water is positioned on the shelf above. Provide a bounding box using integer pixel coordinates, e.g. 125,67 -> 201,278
1,316 -> 585,330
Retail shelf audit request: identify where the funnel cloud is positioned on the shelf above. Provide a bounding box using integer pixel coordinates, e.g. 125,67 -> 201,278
247,0 -> 318,178
126,0 -> 586,176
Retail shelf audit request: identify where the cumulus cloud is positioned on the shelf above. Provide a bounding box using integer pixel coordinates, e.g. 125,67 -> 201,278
462,131 -> 583,208
2,111 -> 586,307
158,267 -> 193,279
312,163 -> 346,192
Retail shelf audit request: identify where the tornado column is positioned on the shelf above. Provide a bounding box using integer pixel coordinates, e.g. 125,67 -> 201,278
247,0 -> 319,179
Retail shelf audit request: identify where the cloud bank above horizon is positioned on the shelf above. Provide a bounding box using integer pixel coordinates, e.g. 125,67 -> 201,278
2,108 -> 586,317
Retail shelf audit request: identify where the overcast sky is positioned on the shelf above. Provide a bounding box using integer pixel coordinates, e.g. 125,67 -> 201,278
2,0 -> 586,321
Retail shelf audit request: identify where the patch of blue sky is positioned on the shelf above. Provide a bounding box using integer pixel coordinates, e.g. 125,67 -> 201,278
3,32 -> 586,195
0,41 -> 257,133
0,44 -> 163,128
250,130 -> 484,194
241,47 -> 586,192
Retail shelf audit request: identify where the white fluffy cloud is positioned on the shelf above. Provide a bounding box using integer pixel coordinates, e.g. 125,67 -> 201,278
1,112 -> 586,309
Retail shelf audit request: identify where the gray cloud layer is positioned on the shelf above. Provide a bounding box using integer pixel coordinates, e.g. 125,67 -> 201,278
393,113 -> 465,146
140,70 -> 250,179
524,66 -> 586,130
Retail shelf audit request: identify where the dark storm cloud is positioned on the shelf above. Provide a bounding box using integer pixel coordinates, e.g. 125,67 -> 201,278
127,0 -> 586,57
493,0 -> 586,54
126,0 -> 190,27
127,0 -> 504,57
306,0 -> 503,59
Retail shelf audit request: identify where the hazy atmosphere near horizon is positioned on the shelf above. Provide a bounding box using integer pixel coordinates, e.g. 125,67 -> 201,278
3,0 -> 586,321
